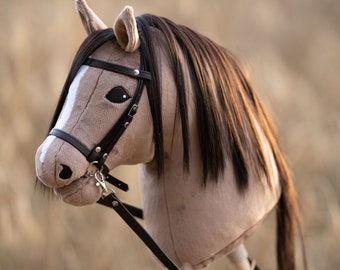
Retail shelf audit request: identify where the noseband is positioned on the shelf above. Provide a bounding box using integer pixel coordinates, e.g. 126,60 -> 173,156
49,54 -> 151,191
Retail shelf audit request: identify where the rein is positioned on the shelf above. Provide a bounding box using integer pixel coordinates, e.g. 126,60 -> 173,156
48,49 -> 180,269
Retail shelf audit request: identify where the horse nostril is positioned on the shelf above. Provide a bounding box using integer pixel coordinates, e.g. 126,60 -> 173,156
59,164 -> 73,179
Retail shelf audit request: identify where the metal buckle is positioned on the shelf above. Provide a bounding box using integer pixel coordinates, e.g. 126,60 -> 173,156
84,163 -> 115,198
94,171 -> 108,193
94,171 -> 115,198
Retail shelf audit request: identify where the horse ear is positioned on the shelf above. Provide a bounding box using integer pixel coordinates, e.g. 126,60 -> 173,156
114,6 -> 140,52
75,0 -> 107,34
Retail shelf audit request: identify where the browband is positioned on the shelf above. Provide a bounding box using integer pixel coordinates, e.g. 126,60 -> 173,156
84,58 -> 152,80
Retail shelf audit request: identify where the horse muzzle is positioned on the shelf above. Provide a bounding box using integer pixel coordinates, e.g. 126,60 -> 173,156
35,136 -> 102,205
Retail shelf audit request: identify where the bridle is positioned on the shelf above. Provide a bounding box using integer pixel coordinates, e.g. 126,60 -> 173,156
47,47 -> 179,269
49,55 -> 150,192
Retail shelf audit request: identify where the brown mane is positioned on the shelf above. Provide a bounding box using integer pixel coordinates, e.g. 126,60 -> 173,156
137,14 -> 302,270
138,14 -> 275,189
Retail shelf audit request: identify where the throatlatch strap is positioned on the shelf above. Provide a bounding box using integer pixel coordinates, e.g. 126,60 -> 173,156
98,193 -> 179,270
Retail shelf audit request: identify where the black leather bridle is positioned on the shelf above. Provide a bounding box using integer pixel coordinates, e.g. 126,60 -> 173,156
49,56 -> 150,191
48,53 -> 179,269
48,55 -> 149,205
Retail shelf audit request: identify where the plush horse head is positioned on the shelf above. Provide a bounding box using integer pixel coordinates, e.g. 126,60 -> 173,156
35,1 -> 302,269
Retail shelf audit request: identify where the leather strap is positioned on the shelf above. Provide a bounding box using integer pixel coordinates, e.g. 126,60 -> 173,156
82,57 -> 147,167
49,128 -> 130,192
98,193 -> 179,270
84,58 -> 151,80
106,174 -> 129,192
49,128 -> 92,158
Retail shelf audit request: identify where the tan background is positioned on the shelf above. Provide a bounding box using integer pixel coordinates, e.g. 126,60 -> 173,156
1,0 -> 339,269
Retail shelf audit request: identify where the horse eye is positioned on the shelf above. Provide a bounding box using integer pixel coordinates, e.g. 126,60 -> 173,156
106,86 -> 131,103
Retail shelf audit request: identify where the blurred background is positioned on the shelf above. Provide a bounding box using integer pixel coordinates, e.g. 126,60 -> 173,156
1,0 -> 339,269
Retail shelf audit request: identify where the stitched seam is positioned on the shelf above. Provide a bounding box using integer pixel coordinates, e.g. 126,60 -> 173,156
53,52 -> 112,184
53,68 -> 104,179
162,175 -> 182,264
67,58 -> 108,140
191,209 -> 272,269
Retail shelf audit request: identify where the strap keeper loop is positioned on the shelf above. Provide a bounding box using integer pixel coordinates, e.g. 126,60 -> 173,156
128,104 -> 138,117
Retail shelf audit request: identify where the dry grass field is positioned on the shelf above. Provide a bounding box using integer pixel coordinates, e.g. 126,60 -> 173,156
1,0 -> 339,269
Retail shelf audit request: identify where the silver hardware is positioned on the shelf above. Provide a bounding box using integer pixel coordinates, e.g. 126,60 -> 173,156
95,146 -> 101,153
93,171 -> 115,198
124,122 -> 130,128
102,153 -> 108,160
95,171 -> 108,194
82,160 -> 116,198
132,69 -> 140,76
112,201 -> 119,207
128,104 -> 138,117
83,161 -> 99,178
102,188 -> 115,197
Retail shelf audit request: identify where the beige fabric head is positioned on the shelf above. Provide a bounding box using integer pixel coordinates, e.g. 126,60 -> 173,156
35,4 -> 151,204
35,38 -> 154,205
